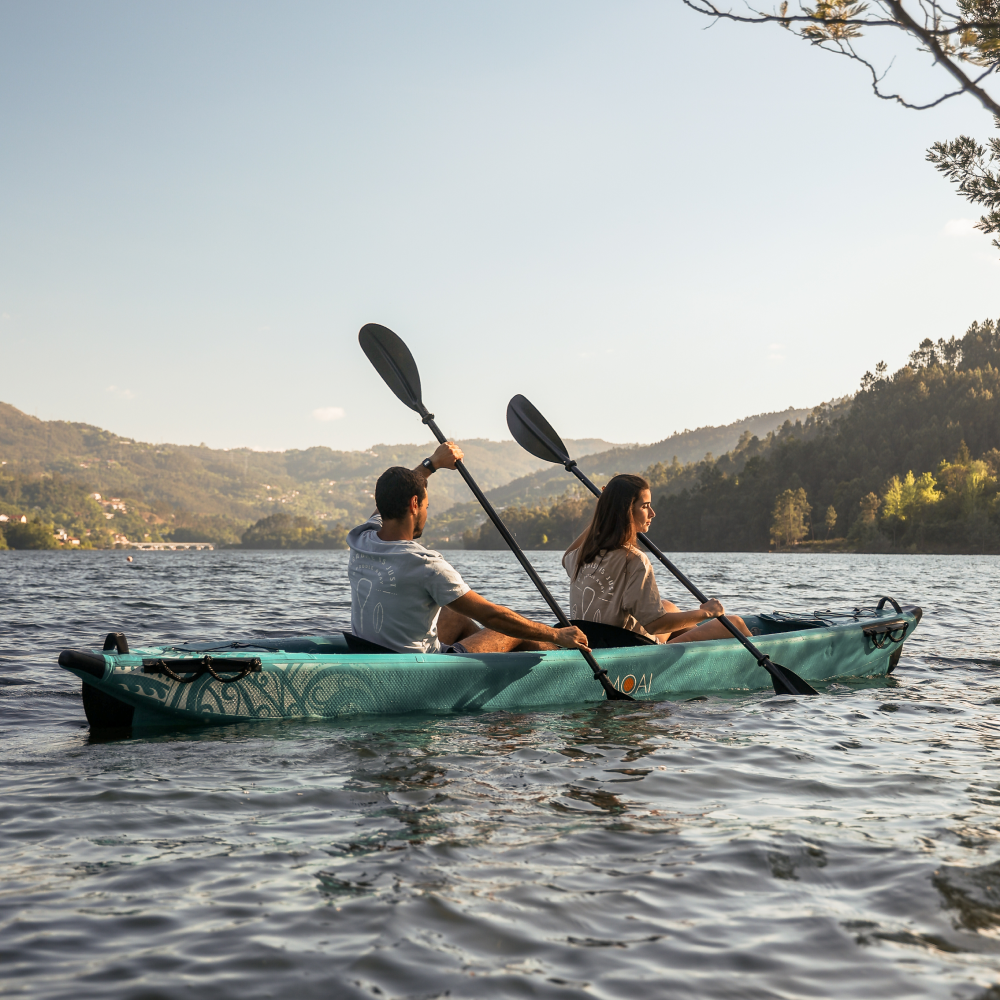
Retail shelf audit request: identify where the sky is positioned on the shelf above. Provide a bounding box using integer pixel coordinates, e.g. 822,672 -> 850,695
1,1 -> 997,453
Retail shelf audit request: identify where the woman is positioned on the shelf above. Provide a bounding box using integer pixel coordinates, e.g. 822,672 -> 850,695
563,474 -> 750,644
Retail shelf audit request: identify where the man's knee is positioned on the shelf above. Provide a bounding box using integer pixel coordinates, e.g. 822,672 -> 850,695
661,600 -> 680,614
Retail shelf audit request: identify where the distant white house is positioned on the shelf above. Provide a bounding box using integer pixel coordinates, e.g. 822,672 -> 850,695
0,514 -> 27,523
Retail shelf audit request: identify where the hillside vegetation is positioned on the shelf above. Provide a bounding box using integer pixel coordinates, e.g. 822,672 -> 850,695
0,401 -> 615,546
643,321 -> 1000,553
0,399 -> 809,549
461,320 -> 1000,555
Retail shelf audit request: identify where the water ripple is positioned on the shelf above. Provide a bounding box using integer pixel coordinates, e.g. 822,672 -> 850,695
1,550 -> 999,998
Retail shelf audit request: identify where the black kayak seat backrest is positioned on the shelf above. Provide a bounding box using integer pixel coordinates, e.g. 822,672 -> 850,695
103,632 -> 129,654
569,619 -> 655,649
342,631 -> 396,655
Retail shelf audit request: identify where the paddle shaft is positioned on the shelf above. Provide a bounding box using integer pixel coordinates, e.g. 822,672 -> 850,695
420,414 -> 618,690
564,463 -> 781,668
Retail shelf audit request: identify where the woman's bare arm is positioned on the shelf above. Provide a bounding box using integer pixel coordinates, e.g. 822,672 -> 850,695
644,599 -> 724,635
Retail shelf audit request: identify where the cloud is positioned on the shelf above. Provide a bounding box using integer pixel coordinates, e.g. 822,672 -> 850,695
106,385 -> 136,400
768,342 -> 785,362
313,406 -> 345,421
944,218 -> 979,237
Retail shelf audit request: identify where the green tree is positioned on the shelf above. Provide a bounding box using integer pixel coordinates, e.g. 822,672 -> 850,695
240,513 -> 346,549
771,488 -> 811,549
4,519 -> 58,549
858,492 -> 880,526
847,491 -> 888,550
824,505 -> 838,538
465,497 -> 594,550
928,127 -> 1000,253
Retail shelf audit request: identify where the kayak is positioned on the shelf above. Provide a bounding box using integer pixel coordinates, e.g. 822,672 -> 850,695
57,600 -> 922,729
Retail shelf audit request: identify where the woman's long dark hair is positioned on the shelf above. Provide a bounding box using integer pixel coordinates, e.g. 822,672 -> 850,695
574,474 -> 649,578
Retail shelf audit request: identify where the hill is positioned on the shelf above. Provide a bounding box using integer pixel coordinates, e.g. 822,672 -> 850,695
457,319 -> 1000,555
482,406 -> 816,509
413,407 -> 820,546
0,400 -> 617,545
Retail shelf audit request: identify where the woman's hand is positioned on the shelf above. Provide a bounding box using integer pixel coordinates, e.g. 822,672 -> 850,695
699,599 -> 724,619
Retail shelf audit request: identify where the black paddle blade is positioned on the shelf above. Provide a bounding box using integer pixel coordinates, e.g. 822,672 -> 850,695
506,394 -> 571,465
764,657 -> 819,696
605,681 -> 634,701
359,323 -> 424,413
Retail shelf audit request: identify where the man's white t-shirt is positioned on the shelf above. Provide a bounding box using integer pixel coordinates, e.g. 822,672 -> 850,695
346,513 -> 471,653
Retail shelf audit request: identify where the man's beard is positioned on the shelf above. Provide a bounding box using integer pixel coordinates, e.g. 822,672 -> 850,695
413,526 -> 423,538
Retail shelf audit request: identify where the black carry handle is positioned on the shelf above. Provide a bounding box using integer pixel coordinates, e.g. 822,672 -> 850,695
142,655 -> 262,684
358,324 -> 632,702
506,393 -> 818,697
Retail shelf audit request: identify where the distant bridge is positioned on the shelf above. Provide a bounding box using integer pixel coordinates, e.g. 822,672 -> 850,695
127,542 -> 215,551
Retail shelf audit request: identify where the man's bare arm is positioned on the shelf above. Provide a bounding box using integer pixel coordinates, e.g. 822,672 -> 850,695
448,590 -> 590,652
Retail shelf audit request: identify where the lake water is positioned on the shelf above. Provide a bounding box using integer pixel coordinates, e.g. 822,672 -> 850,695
2,549 -> 1000,999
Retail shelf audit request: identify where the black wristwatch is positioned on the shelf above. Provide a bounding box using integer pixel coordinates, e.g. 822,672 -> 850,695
421,457 -> 436,474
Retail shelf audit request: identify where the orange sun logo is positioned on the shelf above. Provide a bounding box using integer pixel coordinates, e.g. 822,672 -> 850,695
621,675 -> 637,694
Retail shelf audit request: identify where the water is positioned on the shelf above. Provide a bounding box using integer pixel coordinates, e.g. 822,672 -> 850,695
2,550 -> 999,1000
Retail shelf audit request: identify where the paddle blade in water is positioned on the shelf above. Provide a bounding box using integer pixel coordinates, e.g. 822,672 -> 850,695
506,394 -> 572,465
359,323 -> 423,412
765,657 -> 820,696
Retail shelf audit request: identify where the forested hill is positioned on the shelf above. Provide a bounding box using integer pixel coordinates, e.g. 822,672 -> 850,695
459,319 -> 1000,556
645,321 -> 1000,553
482,406 -> 816,508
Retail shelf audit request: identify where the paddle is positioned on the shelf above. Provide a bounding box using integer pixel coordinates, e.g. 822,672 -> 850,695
505,393 -> 819,697
357,324 -> 633,702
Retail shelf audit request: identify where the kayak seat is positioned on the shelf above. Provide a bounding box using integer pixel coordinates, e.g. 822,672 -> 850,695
342,631 -> 396,655
569,619 -> 656,649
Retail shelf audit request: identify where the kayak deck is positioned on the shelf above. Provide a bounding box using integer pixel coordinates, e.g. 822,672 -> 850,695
58,603 -> 922,728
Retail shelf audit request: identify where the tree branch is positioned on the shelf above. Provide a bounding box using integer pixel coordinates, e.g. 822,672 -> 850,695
883,0 -> 1000,114
683,0 -> 1000,116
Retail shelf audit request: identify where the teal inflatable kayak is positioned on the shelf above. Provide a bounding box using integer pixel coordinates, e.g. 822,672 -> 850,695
58,602 -> 921,729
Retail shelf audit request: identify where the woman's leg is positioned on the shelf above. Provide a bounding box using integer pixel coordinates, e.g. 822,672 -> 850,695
667,614 -> 751,644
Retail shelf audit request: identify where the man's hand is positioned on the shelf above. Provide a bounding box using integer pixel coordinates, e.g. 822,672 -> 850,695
553,625 -> 591,652
431,441 -> 463,471
699,599 -> 724,619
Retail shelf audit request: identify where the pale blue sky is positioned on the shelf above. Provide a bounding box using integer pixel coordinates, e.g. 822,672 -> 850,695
1,1 -> 996,452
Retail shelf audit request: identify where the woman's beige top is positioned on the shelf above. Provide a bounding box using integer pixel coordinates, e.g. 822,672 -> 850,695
562,544 -> 664,638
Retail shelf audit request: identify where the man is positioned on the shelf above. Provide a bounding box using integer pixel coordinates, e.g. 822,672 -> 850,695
347,441 -> 590,655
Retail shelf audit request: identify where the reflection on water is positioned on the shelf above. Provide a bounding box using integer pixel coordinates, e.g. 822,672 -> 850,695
1,550 -> 1000,998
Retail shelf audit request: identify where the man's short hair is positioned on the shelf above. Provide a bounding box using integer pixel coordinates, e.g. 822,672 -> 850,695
375,467 -> 427,521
